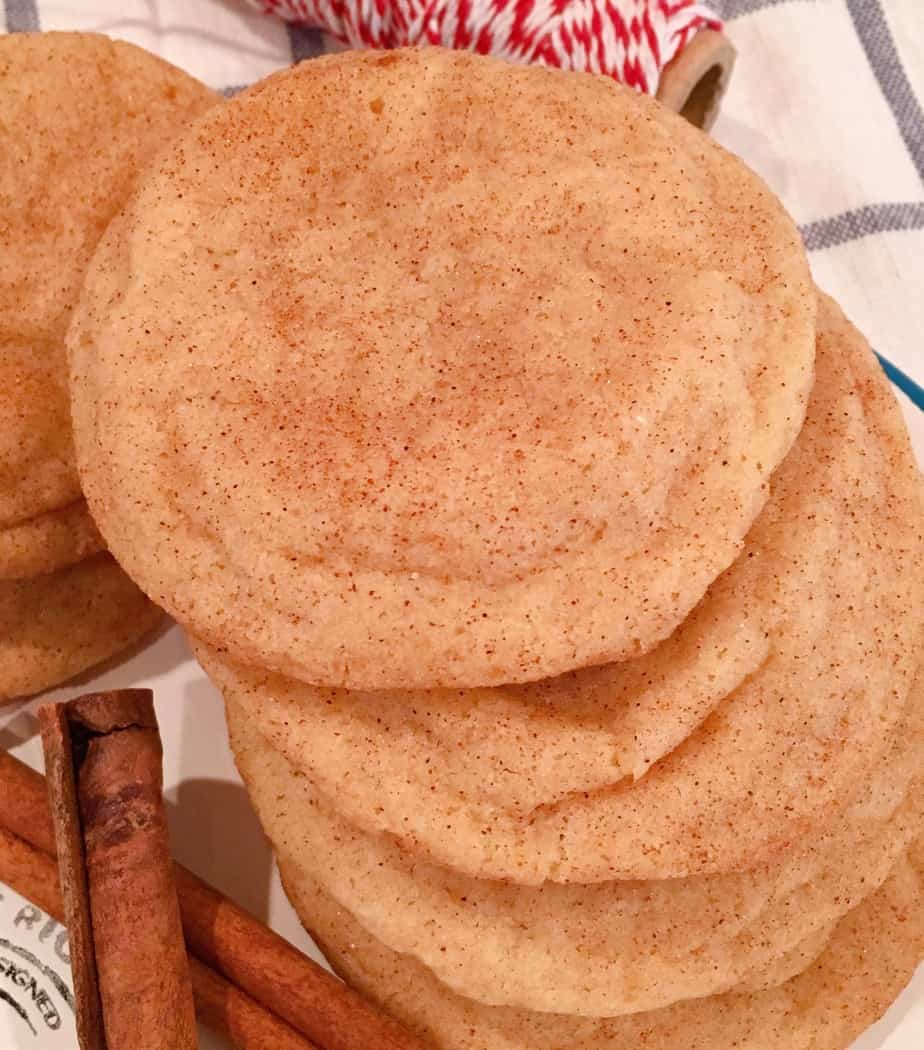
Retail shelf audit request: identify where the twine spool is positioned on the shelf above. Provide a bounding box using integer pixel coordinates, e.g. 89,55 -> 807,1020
252,0 -> 735,128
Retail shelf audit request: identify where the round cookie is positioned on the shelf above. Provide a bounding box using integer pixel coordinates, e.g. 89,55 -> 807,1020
0,554 -> 164,703
0,500 -> 103,579
226,687 -> 922,1016
0,32 -> 216,530
198,295 -> 924,882
71,47 -> 815,690
284,841 -> 924,1050
730,924 -> 837,994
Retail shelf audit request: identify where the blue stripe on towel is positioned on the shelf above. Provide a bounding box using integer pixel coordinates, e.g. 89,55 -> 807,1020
877,353 -> 924,412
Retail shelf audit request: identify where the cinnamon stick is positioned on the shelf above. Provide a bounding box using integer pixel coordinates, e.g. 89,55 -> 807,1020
39,704 -> 104,1050
0,748 -> 55,854
0,746 -> 426,1050
39,690 -> 196,1050
0,824 -> 61,919
0,824 -> 318,1050
175,865 -> 425,1050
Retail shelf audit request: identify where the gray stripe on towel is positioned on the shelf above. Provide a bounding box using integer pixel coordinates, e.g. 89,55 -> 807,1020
3,0 -> 39,32
846,0 -> 924,184
714,0 -> 812,21
801,201 -> 924,252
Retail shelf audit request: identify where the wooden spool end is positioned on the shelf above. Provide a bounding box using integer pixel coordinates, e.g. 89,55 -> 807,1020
656,29 -> 737,131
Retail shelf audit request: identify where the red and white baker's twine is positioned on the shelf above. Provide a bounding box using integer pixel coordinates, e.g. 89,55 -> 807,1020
251,0 -> 721,95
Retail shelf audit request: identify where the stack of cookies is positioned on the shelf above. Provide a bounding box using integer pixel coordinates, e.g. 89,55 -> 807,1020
68,48 -> 924,1050
0,34 -> 217,702
0,34 -> 216,705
